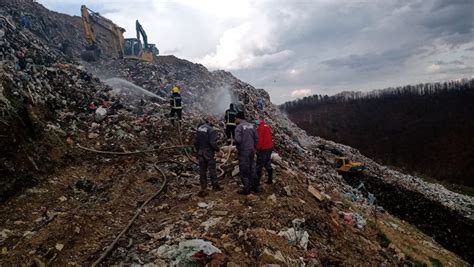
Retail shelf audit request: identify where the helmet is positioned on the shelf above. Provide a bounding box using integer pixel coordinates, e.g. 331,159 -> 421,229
171,86 -> 180,93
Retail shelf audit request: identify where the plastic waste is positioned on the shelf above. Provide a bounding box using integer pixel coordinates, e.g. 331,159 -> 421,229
94,106 -> 107,122
278,218 -> 309,250
172,239 -> 222,266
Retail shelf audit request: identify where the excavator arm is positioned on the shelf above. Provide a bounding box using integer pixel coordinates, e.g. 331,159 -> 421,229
80,5 -> 126,61
136,20 -> 148,49
135,20 -> 159,57
81,5 -> 96,46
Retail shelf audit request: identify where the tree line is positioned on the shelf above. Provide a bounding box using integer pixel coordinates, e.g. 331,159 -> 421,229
281,78 -> 474,187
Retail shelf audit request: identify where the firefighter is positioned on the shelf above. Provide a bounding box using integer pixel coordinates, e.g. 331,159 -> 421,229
234,111 -> 259,195
195,116 -> 222,197
256,115 -> 274,184
170,86 -> 182,125
224,103 -> 237,144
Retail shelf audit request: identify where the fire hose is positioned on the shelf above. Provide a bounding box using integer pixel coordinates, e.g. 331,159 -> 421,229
91,160 -> 174,267
177,123 -> 234,178
76,143 -> 191,155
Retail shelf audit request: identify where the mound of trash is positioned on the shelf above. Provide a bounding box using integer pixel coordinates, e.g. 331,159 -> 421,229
0,1 -> 472,266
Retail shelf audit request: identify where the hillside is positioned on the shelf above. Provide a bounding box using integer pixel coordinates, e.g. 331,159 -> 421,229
281,80 -> 474,189
1,1 -> 473,266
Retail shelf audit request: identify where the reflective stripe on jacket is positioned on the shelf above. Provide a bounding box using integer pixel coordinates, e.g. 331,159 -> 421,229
170,93 -> 182,109
225,109 -> 237,125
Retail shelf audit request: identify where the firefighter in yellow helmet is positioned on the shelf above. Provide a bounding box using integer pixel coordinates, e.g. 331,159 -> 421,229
170,85 -> 183,125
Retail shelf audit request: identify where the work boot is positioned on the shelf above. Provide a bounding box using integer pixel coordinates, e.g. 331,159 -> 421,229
197,190 -> 208,197
251,187 -> 261,194
266,169 -> 273,184
212,185 -> 223,191
237,189 -> 250,195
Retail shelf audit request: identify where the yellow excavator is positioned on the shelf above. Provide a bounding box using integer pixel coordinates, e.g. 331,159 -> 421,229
80,5 -> 158,62
335,157 -> 366,174
124,20 -> 159,62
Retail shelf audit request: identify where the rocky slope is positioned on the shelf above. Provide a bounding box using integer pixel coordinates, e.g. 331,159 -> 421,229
0,1 -> 473,266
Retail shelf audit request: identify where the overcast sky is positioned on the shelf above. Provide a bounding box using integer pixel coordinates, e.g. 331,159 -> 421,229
39,0 -> 473,104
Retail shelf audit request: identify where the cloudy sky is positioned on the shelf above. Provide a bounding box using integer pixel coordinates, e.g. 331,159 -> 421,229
39,0 -> 473,104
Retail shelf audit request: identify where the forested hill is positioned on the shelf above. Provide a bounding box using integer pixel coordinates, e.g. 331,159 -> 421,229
281,79 -> 474,187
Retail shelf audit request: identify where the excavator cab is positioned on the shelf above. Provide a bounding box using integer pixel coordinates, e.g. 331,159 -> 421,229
123,38 -> 153,62
335,157 -> 365,174
128,20 -> 155,62
124,38 -> 143,58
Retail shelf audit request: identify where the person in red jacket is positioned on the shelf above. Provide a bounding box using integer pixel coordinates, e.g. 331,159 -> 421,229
256,115 -> 274,185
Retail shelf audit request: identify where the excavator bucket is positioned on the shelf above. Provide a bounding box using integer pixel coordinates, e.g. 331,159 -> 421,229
80,46 -> 101,61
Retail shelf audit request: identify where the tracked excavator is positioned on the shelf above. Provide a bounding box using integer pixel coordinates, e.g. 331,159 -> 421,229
335,157 -> 366,174
80,5 -> 158,62
128,20 -> 159,61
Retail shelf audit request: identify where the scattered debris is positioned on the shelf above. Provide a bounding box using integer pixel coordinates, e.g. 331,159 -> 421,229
200,217 -> 222,231
153,239 -> 223,266
307,185 -> 324,201
278,218 -> 309,250
283,186 -> 292,197
55,243 -> 64,251
259,248 -> 287,265
197,202 -> 209,209
267,194 -> 277,203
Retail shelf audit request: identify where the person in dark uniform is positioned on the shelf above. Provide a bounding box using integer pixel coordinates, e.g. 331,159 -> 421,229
224,103 -> 237,144
234,112 -> 259,195
195,116 -> 222,197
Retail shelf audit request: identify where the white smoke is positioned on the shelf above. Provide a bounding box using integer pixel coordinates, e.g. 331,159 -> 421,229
208,84 -> 232,115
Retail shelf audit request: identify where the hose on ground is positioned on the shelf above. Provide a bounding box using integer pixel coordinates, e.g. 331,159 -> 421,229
91,161 -> 170,267
177,123 -> 235,178
177,123 -> 198,165
76,143 -> 191,155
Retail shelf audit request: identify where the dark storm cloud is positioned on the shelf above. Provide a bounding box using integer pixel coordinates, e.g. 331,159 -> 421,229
322,46 -> 428,72
431,0 -> 473,12
237,0 -> 474,103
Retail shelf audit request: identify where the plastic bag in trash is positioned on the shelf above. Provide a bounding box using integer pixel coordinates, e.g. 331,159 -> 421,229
278,227 -> 309,250
94,106 -> 107,122
171,239 -> 222,266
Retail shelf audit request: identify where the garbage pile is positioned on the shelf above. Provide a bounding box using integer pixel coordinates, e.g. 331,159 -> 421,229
0,1 -> 472,266
0,0 -> 122,60
0,15 -> 116,198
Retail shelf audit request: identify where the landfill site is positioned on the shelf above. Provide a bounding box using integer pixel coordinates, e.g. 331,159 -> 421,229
0,1 -> 473,266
